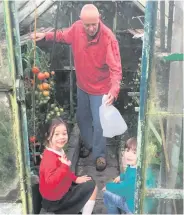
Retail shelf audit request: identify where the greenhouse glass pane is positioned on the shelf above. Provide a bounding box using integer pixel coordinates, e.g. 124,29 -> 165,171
143,197 -> 183,214
143,1 -> 183,192
0,10 -> 13,88
0,93 -> 20,202
143,114 -> 183,190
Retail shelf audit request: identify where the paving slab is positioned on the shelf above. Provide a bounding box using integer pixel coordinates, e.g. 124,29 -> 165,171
78,145 -> 119,168
77,165 -> 119,199
93,199 -> 107,214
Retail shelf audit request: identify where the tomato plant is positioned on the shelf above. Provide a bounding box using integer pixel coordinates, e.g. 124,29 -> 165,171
22,41 -> 66,147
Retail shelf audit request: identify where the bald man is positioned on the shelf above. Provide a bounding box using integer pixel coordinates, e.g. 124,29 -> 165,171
32,4 -> 122,171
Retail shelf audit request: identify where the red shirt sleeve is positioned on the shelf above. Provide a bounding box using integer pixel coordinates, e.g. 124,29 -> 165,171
45,24 -> 75,44
106,40 -> 122,99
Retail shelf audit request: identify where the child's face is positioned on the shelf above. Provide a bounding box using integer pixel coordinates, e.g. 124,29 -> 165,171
49,124 -> 68,150
124,148 -> 137,166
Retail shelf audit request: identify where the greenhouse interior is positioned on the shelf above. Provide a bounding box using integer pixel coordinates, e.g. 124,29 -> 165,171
0,0 -> 183,214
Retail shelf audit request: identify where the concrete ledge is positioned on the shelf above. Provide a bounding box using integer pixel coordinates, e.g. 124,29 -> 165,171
39,208 -> 54,214
118,140 -> 124,173
66,123 -> 81,172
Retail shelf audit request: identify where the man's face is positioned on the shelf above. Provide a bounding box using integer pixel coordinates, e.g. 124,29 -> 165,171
81,15 -> 100,37
83,22 -> 99,37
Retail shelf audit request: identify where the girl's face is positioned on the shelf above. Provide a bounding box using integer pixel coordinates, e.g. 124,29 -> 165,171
49,124 -> 68,151
124,148 -> 137,166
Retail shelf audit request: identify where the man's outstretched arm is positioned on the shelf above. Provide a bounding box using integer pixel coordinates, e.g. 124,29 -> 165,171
31,23 -> 75,45
45,24 -> 75,44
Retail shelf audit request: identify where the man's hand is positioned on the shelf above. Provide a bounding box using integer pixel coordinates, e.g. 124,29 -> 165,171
105,92 -> 115,105
58,155 -> 71,166
75,175 -> 92,184
113,176 -> 120,183
30,32 -> 46,41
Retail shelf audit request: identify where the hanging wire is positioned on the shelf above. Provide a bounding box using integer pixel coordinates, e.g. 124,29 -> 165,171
69,3 -> 74,120
31,0 -> 37,163
50,1 -> 61,72
49,0 -> 61,107
42,0 -> 61,127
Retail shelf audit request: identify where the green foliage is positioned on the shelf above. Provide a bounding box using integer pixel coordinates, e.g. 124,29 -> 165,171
23,41 -> 50,139
22,41 -> 50,76
22,41 -> 68,161
146,141 -> 161,166
0,104 -> 18,194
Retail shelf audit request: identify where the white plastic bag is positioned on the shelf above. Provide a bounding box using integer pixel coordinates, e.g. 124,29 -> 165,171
99,95 -> 128,138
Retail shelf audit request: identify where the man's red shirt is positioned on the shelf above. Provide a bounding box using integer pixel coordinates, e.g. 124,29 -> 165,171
46,20 -> 122,98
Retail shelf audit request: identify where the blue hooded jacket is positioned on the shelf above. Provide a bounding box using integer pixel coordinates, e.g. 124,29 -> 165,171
106,166 -> 156,213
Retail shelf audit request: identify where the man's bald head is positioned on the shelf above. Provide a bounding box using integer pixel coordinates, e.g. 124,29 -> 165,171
80,4 -> 100,20
80,4 -> 100,37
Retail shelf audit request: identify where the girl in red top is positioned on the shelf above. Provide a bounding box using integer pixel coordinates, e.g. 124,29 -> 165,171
39,117 -> 97,214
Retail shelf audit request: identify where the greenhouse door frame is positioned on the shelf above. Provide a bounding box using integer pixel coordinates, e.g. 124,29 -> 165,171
135,1 -> 184,214
2,0 -> 33,213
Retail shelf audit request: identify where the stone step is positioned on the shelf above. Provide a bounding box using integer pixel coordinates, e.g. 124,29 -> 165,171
93,199 -> 107,214
76,143 -> 120,214
39,208 -> 54,214
77,165 -> 119,200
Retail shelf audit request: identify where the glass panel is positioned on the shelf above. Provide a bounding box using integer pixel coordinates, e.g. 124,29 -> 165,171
143,1 -> 183,193
117,1 -> 144,31
143,197 -> 183,214
36,4 -> 59,28
144,114 -> 183,190
0,92 -> 20,202
0,9 -> 13,88
140,3 -> 183,214
36,3 -> 69,29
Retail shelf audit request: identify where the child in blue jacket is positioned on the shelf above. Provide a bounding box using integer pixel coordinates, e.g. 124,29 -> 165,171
103,137 -> 156,214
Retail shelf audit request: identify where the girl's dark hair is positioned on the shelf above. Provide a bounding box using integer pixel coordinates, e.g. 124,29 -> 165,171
43,117 -> 68,146
125,137 -> 137,151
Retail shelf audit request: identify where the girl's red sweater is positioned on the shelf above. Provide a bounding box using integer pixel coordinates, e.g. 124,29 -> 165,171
39,149 -> 77,201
